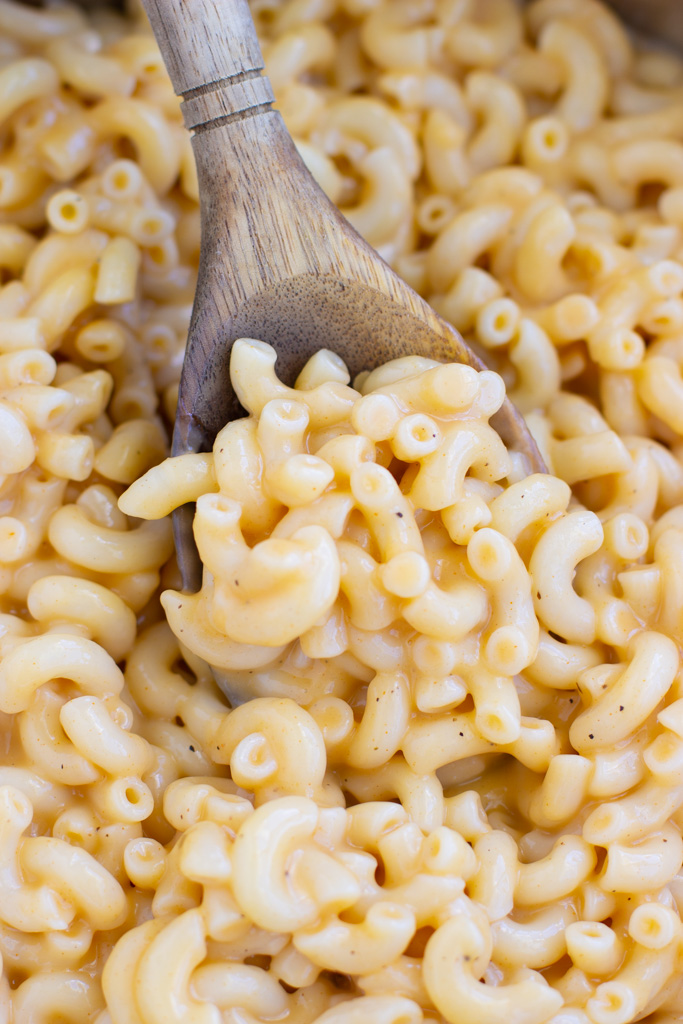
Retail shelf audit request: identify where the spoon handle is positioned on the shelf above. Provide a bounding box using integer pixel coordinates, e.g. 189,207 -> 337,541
141,0 -> 275,131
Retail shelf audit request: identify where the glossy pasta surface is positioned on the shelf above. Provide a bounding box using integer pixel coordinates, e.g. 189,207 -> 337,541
2,1 -> 683,1023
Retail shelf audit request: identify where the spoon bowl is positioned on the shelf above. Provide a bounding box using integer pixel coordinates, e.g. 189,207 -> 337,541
141,0 -> 545,594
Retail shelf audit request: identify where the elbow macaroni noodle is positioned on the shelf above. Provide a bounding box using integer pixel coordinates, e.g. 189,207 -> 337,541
1,0 -> 683,1021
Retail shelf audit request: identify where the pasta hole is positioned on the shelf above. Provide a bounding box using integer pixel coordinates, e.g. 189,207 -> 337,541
622,333 -> 642,358
8,792 -> 26,816
604,990 -> 627,1013
358,475 -> 381,498
484,713 -> 503,734
249,741 -> 269,767
653,733 -> 678,764
425,205 -> 447,225
592,809 -> 616,833
112,171 -> 130,192
174,715 -> 185,727
471,539 -> 501,575
146,329 -> 172,353
115,398 -> 148,420
147,245 -> 165,265
125,787 -> 141,805
40,396 -> 72,427
425,833 -> 442,858
417,196 -> 455,235
277,402 -> 304,423
24,359 -> 43,380
565,247 -> 603,280
141,217 -> 163,236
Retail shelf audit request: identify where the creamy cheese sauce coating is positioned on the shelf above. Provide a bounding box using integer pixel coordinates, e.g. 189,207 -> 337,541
2,1 -> 683,1022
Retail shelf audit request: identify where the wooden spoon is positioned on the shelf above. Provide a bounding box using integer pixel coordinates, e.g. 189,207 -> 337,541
141,0 -> 545,593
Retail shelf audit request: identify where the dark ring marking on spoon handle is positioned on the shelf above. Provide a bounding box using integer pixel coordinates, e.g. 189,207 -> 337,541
181,69 -> 275,133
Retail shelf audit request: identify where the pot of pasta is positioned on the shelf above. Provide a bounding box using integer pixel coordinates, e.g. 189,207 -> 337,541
1,1 -> 683,1023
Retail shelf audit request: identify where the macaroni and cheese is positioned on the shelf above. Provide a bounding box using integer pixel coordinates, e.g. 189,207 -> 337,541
1,0 -> 683,1022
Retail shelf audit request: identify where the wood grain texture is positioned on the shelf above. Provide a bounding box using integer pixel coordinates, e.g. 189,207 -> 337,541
605,0 -> 683,47
139,0 -> 546,592
142,0 -> 265,96
181,73 -> 274,132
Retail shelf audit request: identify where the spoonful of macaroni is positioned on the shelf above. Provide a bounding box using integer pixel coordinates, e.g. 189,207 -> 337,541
137,0 -> 544,599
